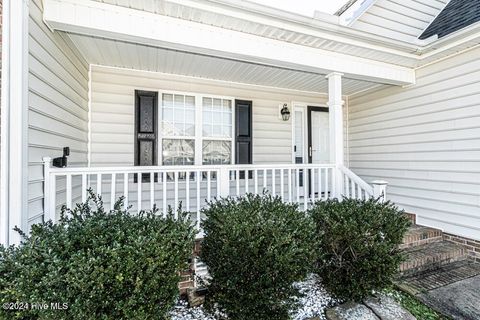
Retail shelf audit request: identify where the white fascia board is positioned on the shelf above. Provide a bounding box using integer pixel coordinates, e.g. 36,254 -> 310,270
43,0 -> 415,86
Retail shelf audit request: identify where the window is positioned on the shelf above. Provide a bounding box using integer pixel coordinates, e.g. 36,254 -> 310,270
161,94 -> 196,166
159,92 -> 234,166
202,97 -> 232,165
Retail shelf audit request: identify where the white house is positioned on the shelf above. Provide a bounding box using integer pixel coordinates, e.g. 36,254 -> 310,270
1,0 -> 480,252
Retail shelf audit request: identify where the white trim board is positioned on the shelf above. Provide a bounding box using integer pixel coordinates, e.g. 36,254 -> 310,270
0,0 -> 29,246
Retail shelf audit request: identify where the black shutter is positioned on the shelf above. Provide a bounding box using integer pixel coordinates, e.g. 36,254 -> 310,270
134,90 -> 158,182
235,100 -> 252,179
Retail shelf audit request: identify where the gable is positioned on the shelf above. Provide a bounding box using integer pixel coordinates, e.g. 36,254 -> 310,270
349,0 -> 450,42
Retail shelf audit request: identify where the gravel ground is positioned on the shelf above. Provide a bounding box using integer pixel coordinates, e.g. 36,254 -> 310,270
170,274 -> 338,320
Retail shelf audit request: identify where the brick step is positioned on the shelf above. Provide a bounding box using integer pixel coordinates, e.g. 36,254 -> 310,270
399,241 -> 466,276
400,225 -> 443,249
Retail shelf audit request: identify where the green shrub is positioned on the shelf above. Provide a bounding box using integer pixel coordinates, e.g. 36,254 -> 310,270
200,193 -> 318,320
0,191 -> 196,320
309,198 -> 410,302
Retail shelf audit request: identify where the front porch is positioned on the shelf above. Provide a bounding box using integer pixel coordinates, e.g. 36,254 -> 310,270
33,0 -> 409,231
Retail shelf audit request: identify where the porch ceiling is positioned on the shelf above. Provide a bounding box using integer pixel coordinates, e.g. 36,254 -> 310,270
67,33 -> 388,95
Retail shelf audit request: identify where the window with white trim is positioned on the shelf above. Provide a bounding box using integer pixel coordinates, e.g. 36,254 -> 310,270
159,92 -> 234,166
161,93 -> 196,165
202,97 -> 232,165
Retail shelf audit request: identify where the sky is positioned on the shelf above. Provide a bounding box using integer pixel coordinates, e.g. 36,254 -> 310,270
247,0 -> 350,16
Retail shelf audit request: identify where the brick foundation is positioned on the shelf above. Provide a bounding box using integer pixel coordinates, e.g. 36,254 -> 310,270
444,233 -> 480,262
404,212 -> 416,224
177,239 -> 203,295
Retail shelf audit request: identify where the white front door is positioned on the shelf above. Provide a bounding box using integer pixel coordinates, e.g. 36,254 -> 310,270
308,107 -> 330,164
307,106 -> 330,198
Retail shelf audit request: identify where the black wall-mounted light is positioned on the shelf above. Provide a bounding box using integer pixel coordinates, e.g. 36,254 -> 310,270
280,103 -> 290,121
53,147 -> 70,168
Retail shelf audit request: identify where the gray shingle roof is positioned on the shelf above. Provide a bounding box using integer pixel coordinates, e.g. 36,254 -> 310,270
419,0 -> 480,40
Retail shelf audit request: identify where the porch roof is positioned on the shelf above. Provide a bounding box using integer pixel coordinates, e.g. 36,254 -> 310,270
43,0 -> 416,89
68,34 -> 385,96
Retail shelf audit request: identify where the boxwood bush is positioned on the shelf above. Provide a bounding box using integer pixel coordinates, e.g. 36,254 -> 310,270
200,193 -> 318,320
309,198 -> 410,301
0,191 -> 196,319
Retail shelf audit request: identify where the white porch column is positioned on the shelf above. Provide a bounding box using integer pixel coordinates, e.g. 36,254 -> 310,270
326,72 -> 344,198
0,0 -> 29,246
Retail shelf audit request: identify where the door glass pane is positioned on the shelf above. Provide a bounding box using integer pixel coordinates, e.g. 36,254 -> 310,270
294,111 -> 303,164
311,111 -> 330,163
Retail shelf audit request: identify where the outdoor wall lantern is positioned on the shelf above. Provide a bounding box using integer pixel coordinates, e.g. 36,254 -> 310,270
53,147 -> 70,168
280,103 -> 290,121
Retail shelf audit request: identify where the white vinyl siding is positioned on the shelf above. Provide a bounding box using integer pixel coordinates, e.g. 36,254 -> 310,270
348,46 -> 480,241
28,0 -> 89,227
90,66 -> 328,167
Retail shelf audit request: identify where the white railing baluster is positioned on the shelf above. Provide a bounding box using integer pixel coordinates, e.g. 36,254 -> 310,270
123,173 -> 129,209
344,174 -> 349,198
263,169 -> 267,190
254,169 -> 258,194
296,168 -> 300,203
318,168 -> 322,201
174,171 -> 179,218
97,174 -> 102,197
186,171 -> 190,212
303,170 -> 308,210
288,169 -> 292,202
325,169 -> 329,200
66,174 -> 72,210
196,173 -> 200,230
150,172 -> 154,210
272,169 -> 275,195
207,171 -> 211,201
236,170 -> 240,196
137,173 -> 142,212
163,172 -> 167,217
196,171 -> 201,220
51,175 -> 56,221
311,168 -> 315,201
351,181 -> 356,199
357,184 -> 361,200
81,174 -> 87,203
111,173 -> 116,210
280,169 -> 284,200
245,170 -> 249,194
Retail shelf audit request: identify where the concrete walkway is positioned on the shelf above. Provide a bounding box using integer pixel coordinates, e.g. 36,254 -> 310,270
325,295 -> 415,320
398,260 -> 480,320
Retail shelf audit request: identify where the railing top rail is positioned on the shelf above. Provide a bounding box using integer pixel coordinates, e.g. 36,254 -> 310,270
340,165 -> 374,195
45,163 -> 336,175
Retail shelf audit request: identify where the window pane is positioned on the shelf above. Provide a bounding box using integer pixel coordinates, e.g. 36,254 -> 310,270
202,97 -> 233,138
185,96 -> 195,109
163,94 -> 173,108
162,93 -> 195,137
162,139 -> 195,165
203,140 -> 231,165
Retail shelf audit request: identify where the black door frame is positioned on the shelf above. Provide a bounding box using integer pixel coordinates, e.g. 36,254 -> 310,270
306,106 -> 329,196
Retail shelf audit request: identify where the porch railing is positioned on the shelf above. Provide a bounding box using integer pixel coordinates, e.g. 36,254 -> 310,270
42,158 -> 386,230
